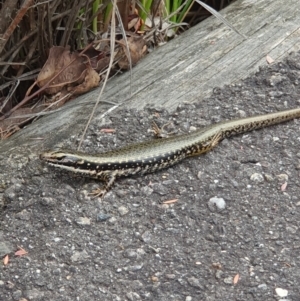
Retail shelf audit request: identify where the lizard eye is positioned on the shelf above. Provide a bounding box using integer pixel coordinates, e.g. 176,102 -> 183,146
58,155 -> 81,164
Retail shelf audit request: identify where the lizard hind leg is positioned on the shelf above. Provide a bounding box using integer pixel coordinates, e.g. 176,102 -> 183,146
205,130 -> 223,151
151,121 -> 176,138
192,130 -> 223,156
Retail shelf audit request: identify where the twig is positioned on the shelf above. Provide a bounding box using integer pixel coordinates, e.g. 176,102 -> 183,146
78,0 -> 118,150
0,0 -> 34,54
0,80 -> 19,113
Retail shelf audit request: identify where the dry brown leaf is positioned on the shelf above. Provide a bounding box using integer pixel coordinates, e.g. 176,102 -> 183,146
281,182 -> 288,191
37,46 -> 87,95
233,273 -> 240,285
100,128 -> 116,133
117,36 -> 147,70
80,45 -> 110,72
37,46 -> 100,98
163,199 -> 178,204
95,57 -> 110,72
15,247 -> 28,257
71,65 -> 100,95
128,16 -> 142,32
3,254 -> 9,265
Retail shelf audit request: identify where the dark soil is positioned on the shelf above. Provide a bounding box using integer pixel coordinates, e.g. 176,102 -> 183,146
1,51 -> 300,301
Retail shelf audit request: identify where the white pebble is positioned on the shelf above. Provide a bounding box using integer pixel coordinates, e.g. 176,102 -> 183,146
250,173 -> 264,183
275,288 -> 288,297
118,205 -> 129,216
208,197 -> 226,210
76,217 -> 91,225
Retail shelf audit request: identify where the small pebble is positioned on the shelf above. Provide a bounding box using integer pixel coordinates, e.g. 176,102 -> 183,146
257,283 -> 267,290
250,173 -> 264,183
215,270 -> 223,279
40,197 -> 56,207
126,292 -> 141,300
276,174 -> 288,182
125,264 -> 143,271
118,206 -> 129,216
108,216 -> 117,224
275,288 -> 288,297
141,230 -> 152,243
264,173 -> 274,182
208,197 -> 226,211
12,290 -> 22,300
165,274 -> 175,279
141,186 -> 153,196
187,277 -> 202,289
76,217 -> 91,226
124,249 -> 137,258
223,276 -> 233,284
197,171 -> 204,179
238,110 -> 246,117
286,225 -> 298,233
71,250 -> 89,262
152,183 -> 169,195
97,213 -> 111,222
0,238 -> 14,256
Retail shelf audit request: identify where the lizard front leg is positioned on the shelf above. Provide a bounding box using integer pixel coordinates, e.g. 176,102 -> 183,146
90,170 -> 118,198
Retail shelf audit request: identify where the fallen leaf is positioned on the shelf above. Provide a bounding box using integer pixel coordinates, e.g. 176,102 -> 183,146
281,182 -> 287,191
128,16 -> 142,31
233,273 -> 240,285
37,46 -> 99,97
37,46 -> 85,94
163,199 -> 178,204
100,128 -> 116,133
15,247 -> 28,257
79,45 -> 110,72
3,254 -> 9,265
117,36 -> 147,70
71,64 -> 100,95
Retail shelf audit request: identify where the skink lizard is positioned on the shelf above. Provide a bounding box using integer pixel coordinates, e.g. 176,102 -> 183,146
40,108 -> 300,196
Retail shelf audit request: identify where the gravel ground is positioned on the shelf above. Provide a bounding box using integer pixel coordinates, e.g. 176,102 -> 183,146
1,51 -> 300,301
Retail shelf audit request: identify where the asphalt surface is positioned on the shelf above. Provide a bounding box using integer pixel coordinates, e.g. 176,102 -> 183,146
1,51 -> 300,301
